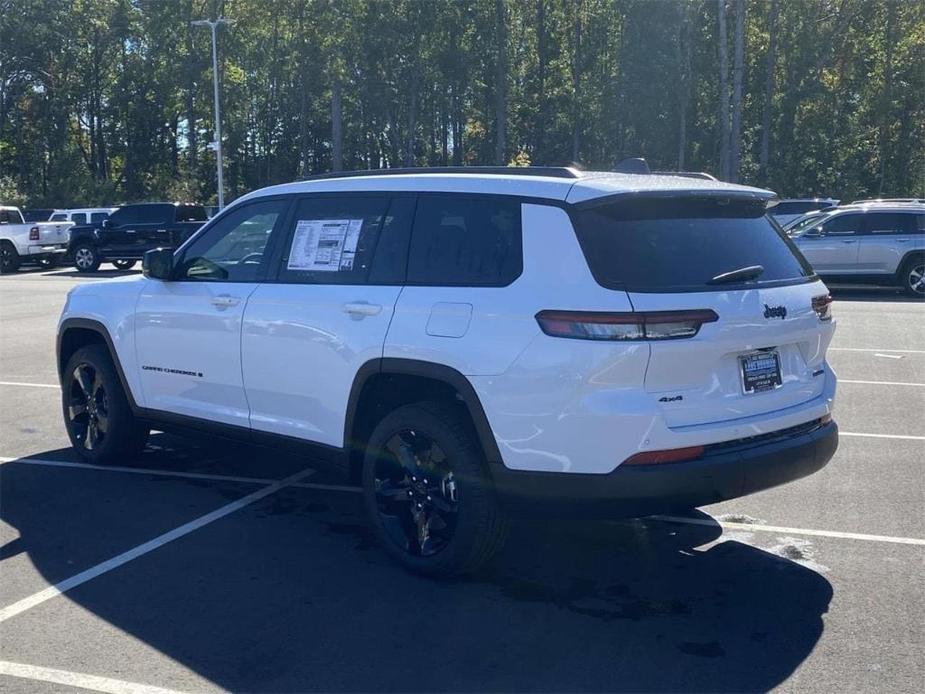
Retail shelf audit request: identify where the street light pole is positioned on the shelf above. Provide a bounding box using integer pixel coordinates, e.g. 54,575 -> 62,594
191,18 -> 228,210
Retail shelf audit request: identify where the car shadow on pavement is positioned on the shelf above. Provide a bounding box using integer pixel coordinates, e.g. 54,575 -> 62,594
1,441 -> 833,693
44,268 -> 141,278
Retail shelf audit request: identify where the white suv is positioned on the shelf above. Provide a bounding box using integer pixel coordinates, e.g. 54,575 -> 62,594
57,167 -> 838,575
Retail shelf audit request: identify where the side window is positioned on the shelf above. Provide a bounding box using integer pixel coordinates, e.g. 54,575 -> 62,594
109,208 -> 135,226
278,196 -> 390,285
71,213 -> 87,225
916,214 -> 925,234
0,210 -> 10,224
867,213 -> 917,235
176,199 -> 287,282
407,196 -> 522,286
90,212 -> 109,224
822,214 -> 862,236
137,205 -> 169,224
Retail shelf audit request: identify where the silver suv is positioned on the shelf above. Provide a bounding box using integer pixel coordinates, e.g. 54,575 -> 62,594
788,203 -> 925,296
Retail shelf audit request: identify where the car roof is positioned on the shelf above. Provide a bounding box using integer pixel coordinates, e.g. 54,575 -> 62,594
233,169 -> 773,208
830,202 -> 925,213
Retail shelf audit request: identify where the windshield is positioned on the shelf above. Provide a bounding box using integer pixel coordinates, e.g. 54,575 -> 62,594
786,211 -> 832,236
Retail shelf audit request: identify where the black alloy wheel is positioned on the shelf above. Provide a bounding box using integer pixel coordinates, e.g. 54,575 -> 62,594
373,429 -> 459,557
67,363 -> 110,451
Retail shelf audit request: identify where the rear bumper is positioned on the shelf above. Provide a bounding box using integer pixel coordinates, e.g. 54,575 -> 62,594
491,419 -> 838,518
26,244 -> 67,257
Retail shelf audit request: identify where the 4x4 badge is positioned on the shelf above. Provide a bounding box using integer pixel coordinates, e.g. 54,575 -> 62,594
763,304 -> 787,320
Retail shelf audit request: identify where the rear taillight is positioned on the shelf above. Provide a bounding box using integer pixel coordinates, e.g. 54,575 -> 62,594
535,309 -> 718,341
623,445 -> 705,466
29,226 -> 40,240
812,294 -> 833,321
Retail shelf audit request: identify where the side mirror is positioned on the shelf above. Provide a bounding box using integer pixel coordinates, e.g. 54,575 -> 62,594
102,218 -> 113,229
143,248 -> 174,280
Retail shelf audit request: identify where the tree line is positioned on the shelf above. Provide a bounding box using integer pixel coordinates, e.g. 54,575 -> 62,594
1,0 -> 923,208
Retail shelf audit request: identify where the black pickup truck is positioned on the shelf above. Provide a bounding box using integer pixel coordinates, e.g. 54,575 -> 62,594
69,202 -> 208,272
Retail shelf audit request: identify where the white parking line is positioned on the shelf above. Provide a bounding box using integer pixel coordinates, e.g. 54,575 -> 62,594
0,660 -> 188,694
0,467 -> 315,624
0,455 -> 359,492
0,380 -> 58,389
649,515 -> 925,546
0,456 -> 277,485
840,431 -> 925,441
830,347 -> 925,354
840,379 -> 925,387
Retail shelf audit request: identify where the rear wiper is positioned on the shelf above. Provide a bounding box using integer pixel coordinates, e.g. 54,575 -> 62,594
707,265 -> 765,285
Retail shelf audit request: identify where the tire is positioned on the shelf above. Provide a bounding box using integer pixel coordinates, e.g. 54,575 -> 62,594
73,243 -> 101,272
899,256 -> 925,298
0,241 -> 20,274
112,259 -> 137,270
62,344 -> 149,465
362,401 -> 509,577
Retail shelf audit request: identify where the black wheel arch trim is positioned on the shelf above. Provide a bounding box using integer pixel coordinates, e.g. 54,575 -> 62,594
344,358 -> 504,466
58,318 -> 140,411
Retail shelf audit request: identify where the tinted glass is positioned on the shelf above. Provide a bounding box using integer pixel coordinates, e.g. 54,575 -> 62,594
108,207 -> 137,226
91,212 -> 109,223
773,201 -> 819,216
23,209 -> 52,222
822,214 -> 862,235
177,200 -> 286,282
176,205 -> 208,222
867,212 -> 918,234
71,213 -> 87,225
279,196 -> 390,285
573,197 -> 814,292
407,196 -> 522,286
135,205 -> 171,224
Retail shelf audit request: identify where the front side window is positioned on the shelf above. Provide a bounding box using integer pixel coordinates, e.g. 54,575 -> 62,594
91,212 -> 109,224
176,199 -> 287,282
573,196 -> 814,292
407,196 -> 523,286
278,196 -> 391,285
822,214 -> 862,236
108,208 -> 137,226
71,213 -> 87,225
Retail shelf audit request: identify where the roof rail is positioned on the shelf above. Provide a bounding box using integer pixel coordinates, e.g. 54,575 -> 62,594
300,166 -> 583,181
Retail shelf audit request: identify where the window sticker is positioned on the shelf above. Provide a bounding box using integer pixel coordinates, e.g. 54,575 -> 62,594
287,218 -> 364,272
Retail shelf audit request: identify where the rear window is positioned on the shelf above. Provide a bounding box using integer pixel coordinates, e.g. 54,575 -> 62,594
407,196 -> 522,286
573,197 -> 814,292
176,205 -> 208,222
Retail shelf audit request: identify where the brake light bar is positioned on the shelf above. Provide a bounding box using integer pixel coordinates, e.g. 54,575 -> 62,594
29,226 -> 40,241
535,309 -> 718,341
812,294 -> 833,321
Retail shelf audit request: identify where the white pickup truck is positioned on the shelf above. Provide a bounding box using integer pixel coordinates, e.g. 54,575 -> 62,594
1,206 -> 73,273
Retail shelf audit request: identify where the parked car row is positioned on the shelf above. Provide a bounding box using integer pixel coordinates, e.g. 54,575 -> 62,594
779,200 -> 925,296
1,203 -> 210,274
4,190 -> 924,296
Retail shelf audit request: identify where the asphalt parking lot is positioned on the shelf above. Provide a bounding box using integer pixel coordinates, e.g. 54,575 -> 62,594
1,266 -> 923,693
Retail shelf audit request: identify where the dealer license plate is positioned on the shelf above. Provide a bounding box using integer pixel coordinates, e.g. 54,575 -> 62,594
740,351 -> 782,394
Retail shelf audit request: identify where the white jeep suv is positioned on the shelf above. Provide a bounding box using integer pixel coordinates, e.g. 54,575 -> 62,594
57,167 -> 838,575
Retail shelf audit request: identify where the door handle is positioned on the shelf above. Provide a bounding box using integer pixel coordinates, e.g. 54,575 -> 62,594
842,240 -> 856,244
156,229 -> 167,233
211,294 -> 241,309
125,229 -> 136,234
896,238 -> 910,243
343,302 -> 382,317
